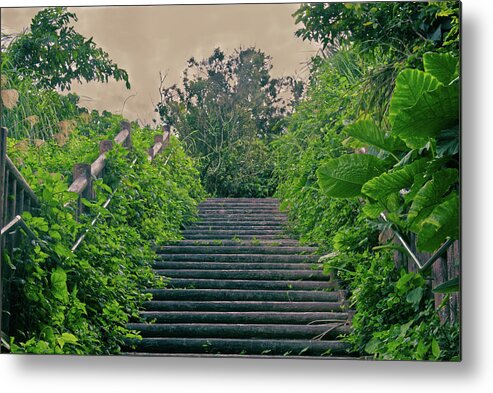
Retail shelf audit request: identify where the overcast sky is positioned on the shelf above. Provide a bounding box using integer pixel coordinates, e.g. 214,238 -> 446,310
1,3 -> 317,125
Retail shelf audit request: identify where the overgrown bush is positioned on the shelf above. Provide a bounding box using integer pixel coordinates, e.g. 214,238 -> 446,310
6,118 -> 205,354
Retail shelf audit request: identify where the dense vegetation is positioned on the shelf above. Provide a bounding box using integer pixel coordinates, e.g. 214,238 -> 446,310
1,8 -> 205,354
1,3 -> 461,359
273,1 -> 460,360
157,47 -> 302,197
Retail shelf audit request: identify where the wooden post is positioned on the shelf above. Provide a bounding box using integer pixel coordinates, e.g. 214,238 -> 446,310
73,164 -> 93,216
0,128 -> 6,352
99,140 -> 113,154
121,121 -> 132,149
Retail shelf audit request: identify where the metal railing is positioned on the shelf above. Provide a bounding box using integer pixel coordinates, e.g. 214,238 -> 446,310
379,212 -> 455,273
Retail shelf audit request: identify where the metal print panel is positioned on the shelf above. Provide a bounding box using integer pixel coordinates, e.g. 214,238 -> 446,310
0,1 -> 460,360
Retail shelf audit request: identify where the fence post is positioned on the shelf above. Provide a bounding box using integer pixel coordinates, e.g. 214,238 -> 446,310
73,163 -> 93,217
99,140 -> 113,155
121,121 -> 132,149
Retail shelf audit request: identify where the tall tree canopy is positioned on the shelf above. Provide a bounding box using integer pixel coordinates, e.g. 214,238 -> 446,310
4,7 -> 130,91
156,47 -> 302,197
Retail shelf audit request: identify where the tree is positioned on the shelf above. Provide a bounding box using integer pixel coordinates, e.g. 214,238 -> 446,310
293,2 -> 460,59
156,47 -> 302,197
4,7 -> 130,91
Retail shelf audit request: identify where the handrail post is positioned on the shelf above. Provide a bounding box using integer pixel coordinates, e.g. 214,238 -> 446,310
99,140 -> 113,155
73,164 -> 93,217
0,127 -> 6,352
121,121 -> 132,149
163,124 -> 170,147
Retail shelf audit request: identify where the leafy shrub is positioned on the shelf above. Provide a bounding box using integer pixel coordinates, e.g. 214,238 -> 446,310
6,118 -> 205,354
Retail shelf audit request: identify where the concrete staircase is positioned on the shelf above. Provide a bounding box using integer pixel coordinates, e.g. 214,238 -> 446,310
127,198 -> 354,357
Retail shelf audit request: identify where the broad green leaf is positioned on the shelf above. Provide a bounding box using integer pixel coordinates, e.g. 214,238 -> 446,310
61,333 -> 78,345
361,202 -> 385,219
362,158 -> 428,202
389,69 -> 440,122
392,82 -> 459,148
53,243 -> 72,259
431,338 -> 441,359
345,119 -> 407,153
436,126 -> 460,157
423,52 -> 459,85
51,267 -> 69,303
408,168 -> 458,231
417,192 -> 459,251
364,337 -> 381,354
433,276 -> 460,293
406,287 -> 424,308
317,154 -> 387,198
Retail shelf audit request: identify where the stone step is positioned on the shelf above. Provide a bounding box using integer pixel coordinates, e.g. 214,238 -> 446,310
140,311 -> 349,324
188,225 -> 286,231
199,210 -> 283,216
127,337 -> 351,356
198,213 -> 287,218
183,229 -> 285,236
167,278 -> 337,290
152,262 -> 319,270
145,289 -> 341,302
199,203 -> 280,209
197,214 -> 287,221
163,239 -> 301,247
199,205 -> 281,211
156,253 -> 319,263
193,221 -> 286,227
183,234 -> 289,240
142,300 -> 343,312
126,323 -> 350,340
155,269 -> 328,281
157,245 -> 317,255
204,198 -> 279,203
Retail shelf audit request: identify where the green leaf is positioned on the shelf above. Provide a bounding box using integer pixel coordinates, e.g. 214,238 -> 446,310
61,332 -> 78,345
362,158 -> 428,202
364,337 -> 381,354
53,243 -> 72,258
423,52 -> 459,85
345,119 -> 407,152
51,267 -> 69,303
317,154 -> 387,198
431,338 -> 441,359
361,202 -> 384,219
392,82 -> 459,148
406,287 -> 424,308
389,69 -> 440,119
407,168 -> 458,231
417,192 -> 459,251
433,276 -> 460,293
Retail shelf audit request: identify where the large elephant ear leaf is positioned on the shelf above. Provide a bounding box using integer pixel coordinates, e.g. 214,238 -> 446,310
317,154 -> 387,198
345,119 -> 407,152
407,168 -> 458,231
361,158 -> 429,202
416,192 -> 459,252
423,52 -> 459,85
392,82 -> 459,149
389,69 -> 440,121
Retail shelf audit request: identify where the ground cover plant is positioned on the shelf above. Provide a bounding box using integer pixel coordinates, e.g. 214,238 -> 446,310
273,1 -> 460,360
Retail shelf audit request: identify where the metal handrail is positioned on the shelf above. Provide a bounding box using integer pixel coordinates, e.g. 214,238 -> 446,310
379,212 -> 454,273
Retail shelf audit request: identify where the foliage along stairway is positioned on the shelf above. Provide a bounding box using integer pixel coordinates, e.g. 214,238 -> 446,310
127,198 -> 354,357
